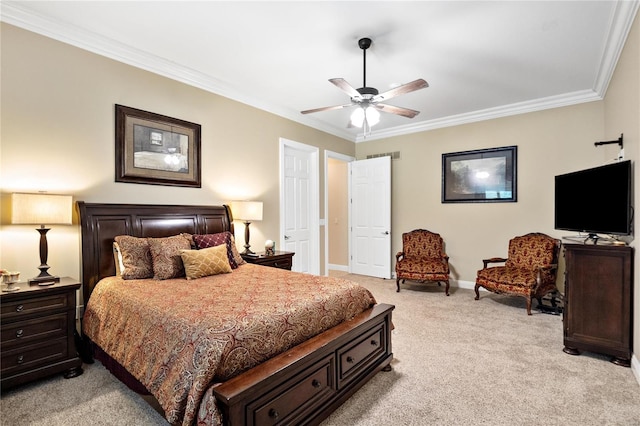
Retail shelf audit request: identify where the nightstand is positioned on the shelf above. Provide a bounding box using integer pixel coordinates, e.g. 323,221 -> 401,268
1,277 -> 83,390
241,251 -> 295,270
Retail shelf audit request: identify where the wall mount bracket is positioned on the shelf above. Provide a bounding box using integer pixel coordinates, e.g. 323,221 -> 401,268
594,133 -> 623,149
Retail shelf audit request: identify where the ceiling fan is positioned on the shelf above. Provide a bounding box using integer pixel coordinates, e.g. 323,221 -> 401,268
301,37 -> 428,131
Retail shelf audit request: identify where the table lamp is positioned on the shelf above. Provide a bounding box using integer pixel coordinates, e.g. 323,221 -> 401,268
231,201 -> 263,255
12,193 -> 73,285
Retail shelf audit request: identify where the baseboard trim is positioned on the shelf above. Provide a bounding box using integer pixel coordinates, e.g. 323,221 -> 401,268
328,264 -> 348,272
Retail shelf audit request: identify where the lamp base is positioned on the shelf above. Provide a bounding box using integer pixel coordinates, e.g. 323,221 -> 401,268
29,275 -> 60,286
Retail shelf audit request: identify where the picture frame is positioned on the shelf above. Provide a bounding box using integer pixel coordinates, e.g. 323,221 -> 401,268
115,104 -> 201,187
442,146 -> 517,203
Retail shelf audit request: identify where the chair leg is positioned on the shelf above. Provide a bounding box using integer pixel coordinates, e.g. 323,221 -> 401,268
474,284 -> 480,300
526,298 -> 532,315
445,280 -> 450,296
396,278 -> 400,292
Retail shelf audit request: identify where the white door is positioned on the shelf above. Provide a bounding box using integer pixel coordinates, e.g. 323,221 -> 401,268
280,139 -> 319,274
350,156 -> 391,278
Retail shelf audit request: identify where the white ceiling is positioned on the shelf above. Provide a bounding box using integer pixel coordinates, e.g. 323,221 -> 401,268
2,1 -> 638,142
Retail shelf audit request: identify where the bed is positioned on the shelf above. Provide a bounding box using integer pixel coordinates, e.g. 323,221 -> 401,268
78,202 -> 394,425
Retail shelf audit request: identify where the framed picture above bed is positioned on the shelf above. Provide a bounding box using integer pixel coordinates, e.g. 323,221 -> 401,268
442,145 -> 517,203
115,104 -> 201,187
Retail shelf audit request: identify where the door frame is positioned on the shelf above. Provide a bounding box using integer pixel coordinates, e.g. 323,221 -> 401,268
279,138 -> 320,275
323,150 -> 355,276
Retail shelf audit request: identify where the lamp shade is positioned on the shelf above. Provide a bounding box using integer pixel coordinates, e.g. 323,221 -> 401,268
232,201 -> 263,222
12,193 -> 73,225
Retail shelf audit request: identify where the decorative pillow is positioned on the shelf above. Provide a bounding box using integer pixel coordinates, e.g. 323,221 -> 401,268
193,232 -> 238,269
229,234 -> 246,266
148,235 -> 192,280
180,233 -> 196,249
114,236 -> 153,280
181,245 -> 232,279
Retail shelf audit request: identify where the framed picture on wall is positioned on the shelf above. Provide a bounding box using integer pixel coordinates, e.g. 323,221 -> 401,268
115,104 -> 201,187
442,146 -> 517,203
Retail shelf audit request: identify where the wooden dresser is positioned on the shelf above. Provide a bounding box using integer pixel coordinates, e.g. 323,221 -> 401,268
563,244 -> 633,366
1,277 -> 83,390
241,251 -> 295,270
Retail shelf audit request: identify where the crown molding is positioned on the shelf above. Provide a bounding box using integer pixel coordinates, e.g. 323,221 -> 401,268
355,89 -> 602,143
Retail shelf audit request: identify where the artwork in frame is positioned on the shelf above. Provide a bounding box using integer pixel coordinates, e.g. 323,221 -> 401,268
115,104 -> 201,187
442,146 -> 517,203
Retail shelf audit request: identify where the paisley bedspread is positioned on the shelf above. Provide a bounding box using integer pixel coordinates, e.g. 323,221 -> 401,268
83,264 -> 376,425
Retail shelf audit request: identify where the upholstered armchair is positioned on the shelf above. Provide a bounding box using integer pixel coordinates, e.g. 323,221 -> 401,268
395,229 -> 450,295
475,232 -> 561,315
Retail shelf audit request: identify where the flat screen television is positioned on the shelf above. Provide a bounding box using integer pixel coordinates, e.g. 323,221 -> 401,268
554,160 -> 632,239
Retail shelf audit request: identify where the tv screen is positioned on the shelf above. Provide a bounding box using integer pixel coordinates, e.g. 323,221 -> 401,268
554,160 -> 632,236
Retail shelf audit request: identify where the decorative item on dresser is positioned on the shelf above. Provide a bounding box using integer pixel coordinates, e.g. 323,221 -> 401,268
11,193 -> 73,285
1,277 -> 83,391
241,251 -> 295,270
563,243 -> 633,366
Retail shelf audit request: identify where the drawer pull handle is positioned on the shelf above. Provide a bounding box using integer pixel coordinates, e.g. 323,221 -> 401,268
17,355 -> 24,364
268,408 -> 279,419
346,356 -> 354,363
370,339 -> 378,346
312,379 -> 321,388
16,329 -> 24,338
16,305 -> 24,312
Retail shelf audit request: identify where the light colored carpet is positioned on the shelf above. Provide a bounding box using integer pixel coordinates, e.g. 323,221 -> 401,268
2,273 -> 639,425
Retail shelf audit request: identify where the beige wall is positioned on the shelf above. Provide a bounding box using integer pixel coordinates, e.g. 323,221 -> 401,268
327,158 -> 349,267
356,102 -> 607,284
0,23 -> 354,282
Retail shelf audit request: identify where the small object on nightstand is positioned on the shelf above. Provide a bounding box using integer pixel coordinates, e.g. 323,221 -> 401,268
2,271 -> 20,292
241,251 -> 294,270
265,239 -> 275,256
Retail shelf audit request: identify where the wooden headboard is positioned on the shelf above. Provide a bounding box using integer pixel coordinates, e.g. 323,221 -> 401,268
77,202 -> 234,306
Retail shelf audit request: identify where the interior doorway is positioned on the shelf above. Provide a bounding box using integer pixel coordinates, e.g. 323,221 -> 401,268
324,151 -> 354,275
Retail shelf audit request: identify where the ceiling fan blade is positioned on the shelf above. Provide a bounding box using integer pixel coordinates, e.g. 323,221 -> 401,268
373,79 -> 428,102
329,78 -> 361,98
301,103 -> 354,115
375,103 -> 420,119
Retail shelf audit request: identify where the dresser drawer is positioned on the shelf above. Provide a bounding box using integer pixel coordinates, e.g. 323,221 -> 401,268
247,354 -> 336,425
337,321 -> 387,388
1,336 -> 69,376
1,293 -> 72,321
1,312 -> 68,347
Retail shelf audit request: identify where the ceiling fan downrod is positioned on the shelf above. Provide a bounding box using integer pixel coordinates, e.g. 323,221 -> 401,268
357,38 -> 378,98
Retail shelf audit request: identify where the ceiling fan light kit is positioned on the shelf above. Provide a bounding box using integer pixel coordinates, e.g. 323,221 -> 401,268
301,37 -> 428,135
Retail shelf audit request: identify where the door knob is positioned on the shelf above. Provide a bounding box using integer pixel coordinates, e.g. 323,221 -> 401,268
382,231 -> 389,235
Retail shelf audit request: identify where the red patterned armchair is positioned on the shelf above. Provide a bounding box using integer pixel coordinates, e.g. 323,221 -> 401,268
475,233 -> 561,315
395,229 -> 450,295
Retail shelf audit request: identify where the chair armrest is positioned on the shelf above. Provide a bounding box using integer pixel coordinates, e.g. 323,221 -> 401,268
535,263 -> 559,286
396,251 -> 405,261
482,257 -> 507,269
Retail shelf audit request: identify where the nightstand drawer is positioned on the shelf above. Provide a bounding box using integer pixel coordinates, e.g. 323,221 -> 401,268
241,251 -> 295,271
1,293 -> 72,321
1,336 -> 69,376
1,312 -> 68,347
